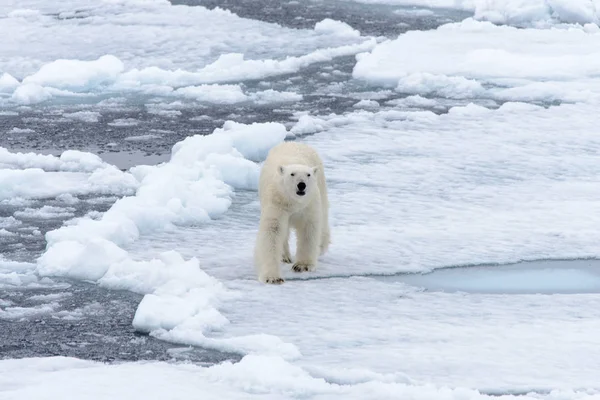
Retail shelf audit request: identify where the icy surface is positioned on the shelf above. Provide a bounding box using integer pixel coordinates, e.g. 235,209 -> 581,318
0,0 -> 374,105
105,98 -> 600,393
1,355 -> 599,400
389,260 -> 600,294
0,148 -> 137,201
19,101 -> 600,393
354,19 -> 600,103
343,0 -> 600,25
472,0 -> 600,25
3,0 -> 600,397
34,121 -> 292,358
0,257 -> 64,292
340,0 -> 476,9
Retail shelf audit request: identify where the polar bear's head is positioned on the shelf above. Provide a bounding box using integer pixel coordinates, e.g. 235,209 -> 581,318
278,164 -> 318,201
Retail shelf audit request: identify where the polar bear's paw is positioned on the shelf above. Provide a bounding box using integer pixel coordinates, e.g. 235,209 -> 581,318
292,262 -> 315,273
264,276 -> 285,284
282,255 -> 293,264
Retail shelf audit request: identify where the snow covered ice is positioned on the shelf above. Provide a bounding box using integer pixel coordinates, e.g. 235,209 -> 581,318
2,0 -> 600,398
344,0 -> 600,26
0,0 -> 375,106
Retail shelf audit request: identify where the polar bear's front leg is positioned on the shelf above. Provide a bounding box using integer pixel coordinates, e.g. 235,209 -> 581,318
282,226 -> 292,264
292,215 -> 320,273
254,211 -> 288,284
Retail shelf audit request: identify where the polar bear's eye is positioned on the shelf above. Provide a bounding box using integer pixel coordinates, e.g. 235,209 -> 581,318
290,173 -> 295,177
307,173 -> 311,177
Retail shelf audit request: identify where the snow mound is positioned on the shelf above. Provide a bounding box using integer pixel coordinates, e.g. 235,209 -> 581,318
353,19 -> 600,103
11,83 -> 52,105
315,19 -> 361,38
36,120 -> 289,357
473,0 -> 600,26
22,55 -> 124,92
0,73 -> 19,93
174,84 -> 249,104
0,148 -> 136,201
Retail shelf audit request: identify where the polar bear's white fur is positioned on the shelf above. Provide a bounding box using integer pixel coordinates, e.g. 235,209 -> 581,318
254,141 -> 330,284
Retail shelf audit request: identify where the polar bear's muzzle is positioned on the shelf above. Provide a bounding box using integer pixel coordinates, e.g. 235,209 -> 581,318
296,182 -> 306,196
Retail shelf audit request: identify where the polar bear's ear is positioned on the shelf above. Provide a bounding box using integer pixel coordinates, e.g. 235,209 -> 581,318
278,166 -> 285,175
312,166 -> 319,175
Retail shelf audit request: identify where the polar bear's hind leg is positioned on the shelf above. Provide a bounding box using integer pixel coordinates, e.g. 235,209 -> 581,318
282,223 -> 292,264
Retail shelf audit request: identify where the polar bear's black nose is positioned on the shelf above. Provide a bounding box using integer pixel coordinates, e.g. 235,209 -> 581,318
297,182 -> 306,191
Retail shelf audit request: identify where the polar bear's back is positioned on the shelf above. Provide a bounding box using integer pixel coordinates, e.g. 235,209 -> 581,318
264,141 -> 323,168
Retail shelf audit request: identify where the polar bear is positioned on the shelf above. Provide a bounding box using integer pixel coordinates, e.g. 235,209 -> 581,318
254,141 -> 330,284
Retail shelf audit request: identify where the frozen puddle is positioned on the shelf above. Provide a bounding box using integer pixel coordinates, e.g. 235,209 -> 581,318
386,259 -> 600,294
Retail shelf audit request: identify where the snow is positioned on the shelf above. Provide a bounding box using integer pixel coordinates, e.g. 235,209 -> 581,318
0,257 -> 66,291
174,84 -> 249,105
1,354 -> 599,400
27,292 -> 73,302
353,99 -> 380,108
6,100 -> 596,394
3,0 -> 600,397
145,109 -> 181,117
128,100 -> 600,280
249,90 -> 303,105
0,216 -> 22,229
0,0 -> 374,105
341,0 -> 475,9
0,148 -> 137,201
14,206 -> 76,220
107,118 -> 139,127
63,111 -> 101,123
34,122 -> 285,259
97,99 -> 600,393
54,302 -> 105,321
385,94 -> 440,108
22,55 -> 124,92
219,279 -> 600,392
0,73 -> 19,92
314,19 -> 361,38
11,83 -> 52,105
114,40 -> 376,89
354,19 -> 600,103
473,0 -> 600,26
0,168 -> 135,201
0,148 -> 105,172
33,121 -> 288,356
0,228 -> 17,237
0,302 -> 61,321
56,193 -> 80,205
342,0 -> 600,26
2,36 -> 374,105
9,127 -> 35,134
124,134 -> 162,142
